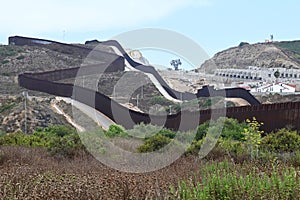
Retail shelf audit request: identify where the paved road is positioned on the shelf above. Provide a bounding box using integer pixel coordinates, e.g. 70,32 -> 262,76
51,102 -> 86,132
56,97 -> 115,131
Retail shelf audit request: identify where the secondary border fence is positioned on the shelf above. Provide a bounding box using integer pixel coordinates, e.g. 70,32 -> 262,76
12,36 -> 300,132
10,36 -> 260,104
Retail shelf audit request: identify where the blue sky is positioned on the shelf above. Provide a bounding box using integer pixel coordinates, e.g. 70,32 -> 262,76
0,0 -> 299,69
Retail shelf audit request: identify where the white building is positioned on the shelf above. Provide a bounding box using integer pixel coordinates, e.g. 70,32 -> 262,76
251,82 -> 296,93
214,67 -> 300,82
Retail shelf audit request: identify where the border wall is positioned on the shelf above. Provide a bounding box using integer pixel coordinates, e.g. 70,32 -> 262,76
11,36 -> 260,105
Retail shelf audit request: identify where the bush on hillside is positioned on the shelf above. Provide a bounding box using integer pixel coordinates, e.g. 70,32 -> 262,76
127,123 -> 162,138
0,126 -> 84,158
137,134 -> 171,153
105,124 -> 127,137
195,118 -> 246,141
261,128 -> 300,153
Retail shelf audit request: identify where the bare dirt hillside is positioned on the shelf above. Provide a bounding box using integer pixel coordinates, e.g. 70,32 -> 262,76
0,43 -> 114,133
200,41 -> 300,73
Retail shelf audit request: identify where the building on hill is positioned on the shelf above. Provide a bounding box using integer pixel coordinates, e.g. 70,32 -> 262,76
215,67 -> 300,82
251,82 -> 296,94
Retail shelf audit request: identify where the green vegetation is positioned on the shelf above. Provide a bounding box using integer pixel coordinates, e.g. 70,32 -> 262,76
0,46 -> 18,57
0,119 -> 300,199
0,46 -> 25,62
170,160 -> 300,199
132,117 -> 300,168
242,117 -> 263,159
1,60 -> 9,64
0,103 -> 16,113
275,41 -> 300,59
16,55 -> 25,60
0,125 -> 83,158
275,40 -> 300,54
137,134 -> 171,153
274,70 -> 280,78
127,123 -> 161,138
1,72 -> 12,76
261,128 -> 300,153
150,95 -> 173,106
238,42 -> 249,47
195,118 -> 247,141
105,124 -> 127,138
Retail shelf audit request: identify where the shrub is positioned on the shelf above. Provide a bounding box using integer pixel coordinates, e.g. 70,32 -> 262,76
242,117 -> 263,159
195,121 -> 209,141
261,128 -> 300,153
238,42 -> 249,47
46,133 -> 83,158
0,47 -> 17,57
195,118 -> 246,141
1,72 -> 11,76
127,123 -> 161,139
0,132 -> 27,146
150,96 -> 172,106
1,60 -> 9,64
186,139 -> 204,154
16,55 -> 25,60
220,118 -> 246,140
137,134 -> 171,153
105,124 -> 127,137
44,125 -> 76,137
0,126 -> 84,158
158,128 -> 176,139
218,138 -> 247,158
0,130 -> 6,137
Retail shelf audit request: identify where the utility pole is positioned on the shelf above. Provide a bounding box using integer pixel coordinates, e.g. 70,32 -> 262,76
136,94 -> 140,108
141,86 -> 144,99
113,86 -> 116,100
22,91 -> 28,134
63,30 -> 66,41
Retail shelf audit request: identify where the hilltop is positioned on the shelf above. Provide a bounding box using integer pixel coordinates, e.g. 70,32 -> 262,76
200,40 -> 300,72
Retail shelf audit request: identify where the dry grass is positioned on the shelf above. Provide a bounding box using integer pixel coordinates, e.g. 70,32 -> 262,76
1,146 -> 299,199
0,146 -> 201,199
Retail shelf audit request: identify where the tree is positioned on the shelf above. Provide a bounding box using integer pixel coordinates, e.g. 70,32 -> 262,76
274,70 -> 280,79
170,59 -> 182,71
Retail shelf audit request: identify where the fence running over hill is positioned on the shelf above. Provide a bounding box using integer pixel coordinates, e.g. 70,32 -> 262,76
10,36 -> 260,105
12,36 -> 300,132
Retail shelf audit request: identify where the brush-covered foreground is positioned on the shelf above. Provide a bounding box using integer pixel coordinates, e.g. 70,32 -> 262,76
0,118 -> 300,199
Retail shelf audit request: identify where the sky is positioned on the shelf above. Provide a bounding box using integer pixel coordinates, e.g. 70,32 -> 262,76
0,0 -> 299,69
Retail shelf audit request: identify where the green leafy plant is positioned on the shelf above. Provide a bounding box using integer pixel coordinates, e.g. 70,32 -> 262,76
170,160 -> 300,199
261,128 -> 300,153
195,118 -> 246,141
137,134 -> 171,153
242,117 -> 263,159
105,124 -> 127,138
0,126 -> 84,158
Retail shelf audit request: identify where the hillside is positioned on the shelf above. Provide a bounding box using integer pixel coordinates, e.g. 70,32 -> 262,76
200,41 -> 300,72
0,42 -> 117,133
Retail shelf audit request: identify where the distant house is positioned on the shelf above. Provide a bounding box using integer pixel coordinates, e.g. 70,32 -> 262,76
251,82 -> 296,93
